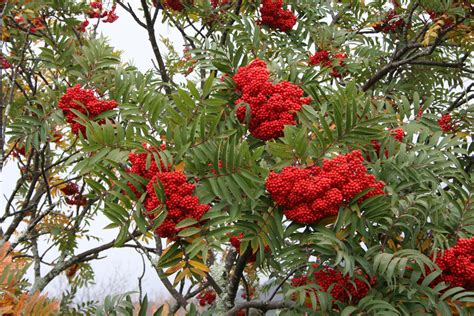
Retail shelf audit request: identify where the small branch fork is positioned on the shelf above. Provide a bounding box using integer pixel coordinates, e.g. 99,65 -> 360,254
362,11 -> 469,92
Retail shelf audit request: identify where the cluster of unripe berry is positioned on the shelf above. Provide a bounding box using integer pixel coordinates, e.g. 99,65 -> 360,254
309,50 -> 348,78
291,265 -> 375,305
257,0 -> 296,32
434,237 -> 474,290
266,151 -> 385,224
58,84 -> 117,136
127,145 -> 210,238
233,59 -> 311,141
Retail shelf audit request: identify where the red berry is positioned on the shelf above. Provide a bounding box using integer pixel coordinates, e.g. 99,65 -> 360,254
0,54 -> 11,69
197,289 -> 217,306
257,0 -> 296,32
438,114 -> 454,132
61,183 -> 80,196
373,10 -> 408,33
102,5 -> 118,23
309,50 -> 330,66
233,59 -> 311,141
433,237 -> 474,290
127,146 -> 210,239
309,51 -> 348,78
58,84 -> 117,136
266,151 -> 385,224
390,128 -> 404,142
291,266 -> 375,305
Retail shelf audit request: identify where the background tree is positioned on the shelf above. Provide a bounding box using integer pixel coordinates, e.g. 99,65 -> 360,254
0,0 -> 473,315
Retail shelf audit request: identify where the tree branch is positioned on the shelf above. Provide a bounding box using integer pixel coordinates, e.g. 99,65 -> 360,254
226,247 -> 251,308
362,19 -> 466,91
29,230 -> 143,293
139,0 -> 171,94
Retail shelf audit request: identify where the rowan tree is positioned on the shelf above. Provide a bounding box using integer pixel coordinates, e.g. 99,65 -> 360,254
0,0 -> 473,315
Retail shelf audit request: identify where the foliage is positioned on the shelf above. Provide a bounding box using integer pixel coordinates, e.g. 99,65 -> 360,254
0,0 -> 473,315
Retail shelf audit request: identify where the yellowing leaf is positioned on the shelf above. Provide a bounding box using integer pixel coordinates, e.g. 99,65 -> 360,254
188,13 -> 199,22
188,260 -> 210,273
173,269 -> 187,285
190,267 -> 207,278
387,239 -> 398,252
336,228 -> 348,241
175,161 -> 186,172
49,176 -> 67,198
420,238 -> 432,252
456,131 -> 469,138
423,23 -> 442,46
164,261 -> 185,275
316,216 -> 337,226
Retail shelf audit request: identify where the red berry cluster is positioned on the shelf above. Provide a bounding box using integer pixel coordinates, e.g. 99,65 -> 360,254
128,144 -> 169,184
309,50 -> 348,78
197,289 -> 216,306
309,50 -> 330,66
257,0 -> 297,32
61,183 -> 80,196
58,84 -> 118,135
60,182 -> 87,206
266,151 -> 385,224
434,237 -> 474,290
145,172 -> 210,238
0,54 -> 11,69
438,114 -> 454,132
370,140 -> 387,159
373,10 -> 408,33
390,128 -> 404,142
87,1 -> 118,23
66,196 -> 88,206
233,59 -> 311,140
179,47 -> 196,76
127,146 -> 210,239
291,265 -> 374,304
